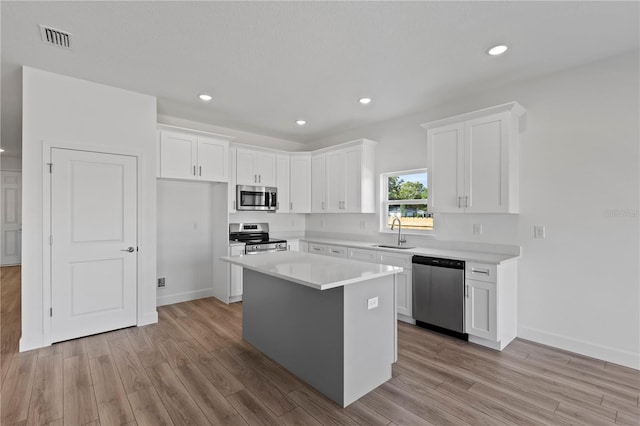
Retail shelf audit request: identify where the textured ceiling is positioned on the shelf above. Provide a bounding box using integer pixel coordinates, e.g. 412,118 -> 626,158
1,1 -> 638,156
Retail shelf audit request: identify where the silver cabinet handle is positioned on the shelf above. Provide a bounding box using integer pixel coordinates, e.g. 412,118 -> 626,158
199,166 -> 202,176
465,196 -> 469,207
290,202 -> 293,210
471,268 -> 490,275
254,174 -> 257,183
322,201 -> 325,210
121,247 -> 135,253
233,200 -> 236,209
466,285 -> 469,298
193,166 -> 196,176
258,175 -> 261,183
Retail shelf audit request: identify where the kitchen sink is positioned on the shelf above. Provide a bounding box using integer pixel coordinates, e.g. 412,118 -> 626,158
371,244 -> 415,250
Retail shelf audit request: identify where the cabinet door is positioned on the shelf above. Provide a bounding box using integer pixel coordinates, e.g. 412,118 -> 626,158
347,248 -> 378,264
325,150 -> 345,212
276,155 -> 290,213
256,152 -> 276,186
236,148 -> 256,185
287,240 -> 300,252
230,245 -> 245,298
290,155 -> 311,213
427,123 -> 464,212
395,270 -> 412,317
311,154 -> 326,212
343,147 -> 361,212
197,136 -> 229,182
159,131 -> 197,179
465,279 -> 497,341
465,113 -> 510,213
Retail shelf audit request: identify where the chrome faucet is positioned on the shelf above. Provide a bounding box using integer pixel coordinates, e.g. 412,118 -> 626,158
391,217 -> 407,246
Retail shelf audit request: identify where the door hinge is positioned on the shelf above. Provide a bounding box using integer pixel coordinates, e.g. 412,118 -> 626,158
49,235 -> 53,245
50,307 -> 53,317
47,163 -> 53,173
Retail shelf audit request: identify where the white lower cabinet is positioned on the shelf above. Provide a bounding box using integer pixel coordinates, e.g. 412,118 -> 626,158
287,240 -> 300,252
464,261 -> 517,350
229,245 -> 245,302
315,244 -> 413,321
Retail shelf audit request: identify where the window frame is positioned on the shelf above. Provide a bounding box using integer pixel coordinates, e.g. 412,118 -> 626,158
379,168 -> 433,235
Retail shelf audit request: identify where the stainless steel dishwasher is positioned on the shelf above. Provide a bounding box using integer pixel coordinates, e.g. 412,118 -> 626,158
412,255 -> 468,340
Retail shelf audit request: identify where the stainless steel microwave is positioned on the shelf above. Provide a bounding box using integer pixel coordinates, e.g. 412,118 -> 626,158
236,185 -> 278,211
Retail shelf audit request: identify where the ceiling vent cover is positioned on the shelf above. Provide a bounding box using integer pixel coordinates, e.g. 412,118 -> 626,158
39,25 -> 72,49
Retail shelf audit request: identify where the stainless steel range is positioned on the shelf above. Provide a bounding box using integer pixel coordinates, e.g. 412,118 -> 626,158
229,223 -> 287,254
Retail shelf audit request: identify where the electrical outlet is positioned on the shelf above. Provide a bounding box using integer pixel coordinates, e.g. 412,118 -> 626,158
534,225 -> 546,239
473,223 -> 483,235
367,297 -> 379,310
157,277 -> 166,288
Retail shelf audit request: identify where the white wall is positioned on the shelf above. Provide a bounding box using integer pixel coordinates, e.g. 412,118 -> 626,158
306,51 -> 640,368
21,67 -> 158,351
157,180 -> 217,306
229,211 -> 306,239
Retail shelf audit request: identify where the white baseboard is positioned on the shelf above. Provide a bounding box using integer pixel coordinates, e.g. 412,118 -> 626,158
19,335 -> 43,353
156,288 -> 215,307
518,325 -> 640,370
397,314 -> 415,324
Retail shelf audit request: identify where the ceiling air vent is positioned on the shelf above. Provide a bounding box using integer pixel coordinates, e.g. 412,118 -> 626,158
39,25 -> 72,49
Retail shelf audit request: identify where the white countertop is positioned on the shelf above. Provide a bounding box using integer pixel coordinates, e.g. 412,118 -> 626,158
221,251 -> 403,291
301,237 -> 519,264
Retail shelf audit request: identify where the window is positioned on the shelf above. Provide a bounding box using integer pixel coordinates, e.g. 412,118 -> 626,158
380,169 -> 433,233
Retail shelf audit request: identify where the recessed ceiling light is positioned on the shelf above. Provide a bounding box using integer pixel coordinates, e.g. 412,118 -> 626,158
488,45 -> 508,56
296,120 -> 306,126
198,94 -> 212,101
359,97 -> 372,105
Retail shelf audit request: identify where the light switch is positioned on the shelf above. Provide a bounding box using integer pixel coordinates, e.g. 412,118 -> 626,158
534,225 -> 546,239
367,297 -> 379,310
473,223 -> 483,235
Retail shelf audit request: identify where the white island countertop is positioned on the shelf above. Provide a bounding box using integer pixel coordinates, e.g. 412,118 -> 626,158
221,251 -> 403,291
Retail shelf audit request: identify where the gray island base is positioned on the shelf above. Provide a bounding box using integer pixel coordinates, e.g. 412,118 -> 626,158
222,251 -> 401,407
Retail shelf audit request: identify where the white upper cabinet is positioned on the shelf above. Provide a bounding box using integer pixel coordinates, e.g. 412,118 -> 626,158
423,102 -> 525,213
236,147 -> 276,186
290,154 -> 311,213
159,129 -> 229,182
275,154 -> 290,213
313,140 -> 376,214
311,153 -> 326,213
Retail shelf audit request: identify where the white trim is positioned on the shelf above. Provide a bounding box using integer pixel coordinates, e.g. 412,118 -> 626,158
379,168 -> 433,235
41,139 -> 149,347
518,325 -> 640,370
156,288 -> 215,307
420,101 -> 526,130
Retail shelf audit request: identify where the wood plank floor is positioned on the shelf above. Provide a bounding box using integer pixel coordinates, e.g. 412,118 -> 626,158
1,265 -> 638,425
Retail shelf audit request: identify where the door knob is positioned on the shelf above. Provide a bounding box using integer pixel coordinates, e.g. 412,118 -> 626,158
121,247 -> 135,253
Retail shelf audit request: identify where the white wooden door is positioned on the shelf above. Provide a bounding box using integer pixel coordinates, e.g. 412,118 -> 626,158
465,279 -> 497,341
325,150 -> 345,212
465,113 -> 509,213
197,136 -> 229,182
236,148 -> 257,185
290,155 -> 311,213
1,171 -> 22,266
159,131 -> 197,180
51,149 -> 138,342
256,152 -> 277,186
275,155 -> 290,213
311,154 -> 326,212
427,123 -> 464,212
344,147 -> 361,212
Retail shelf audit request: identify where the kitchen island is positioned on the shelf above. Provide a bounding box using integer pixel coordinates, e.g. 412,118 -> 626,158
221,251 -> 402,407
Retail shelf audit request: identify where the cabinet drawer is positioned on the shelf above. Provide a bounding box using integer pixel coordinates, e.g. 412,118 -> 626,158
327,245 -> 347,258
308,243 -> 328,255
348,248 -> 378,263
377,252 -> 412,270
465,262 -> 497,283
